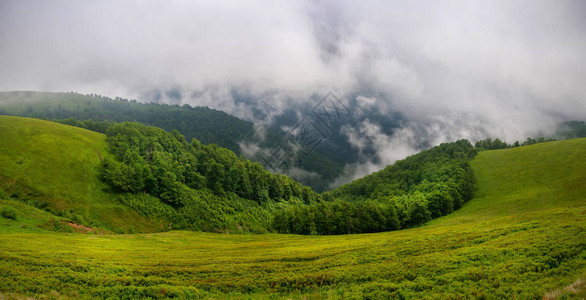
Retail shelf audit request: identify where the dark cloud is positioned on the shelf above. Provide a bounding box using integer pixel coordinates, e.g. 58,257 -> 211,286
1,0 -> 585,182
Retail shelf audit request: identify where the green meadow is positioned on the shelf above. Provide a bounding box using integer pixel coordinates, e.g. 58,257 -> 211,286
0,116 -> 585,299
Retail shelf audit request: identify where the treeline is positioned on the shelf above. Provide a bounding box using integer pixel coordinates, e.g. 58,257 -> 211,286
272,200 -> 400,235
556,120 -> 586,139
100,122 -> 320,232
473,137 -> 556,150
473,121 -> 586,150
272,140 -> 477,234
53,118 -> 115,134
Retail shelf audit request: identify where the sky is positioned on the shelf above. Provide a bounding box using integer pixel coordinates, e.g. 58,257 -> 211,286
1,0 -> 585,182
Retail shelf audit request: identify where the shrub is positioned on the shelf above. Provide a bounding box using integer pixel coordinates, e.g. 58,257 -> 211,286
0,205 -> 18,220
0,188 -> 8,199
70,213 -> 85,224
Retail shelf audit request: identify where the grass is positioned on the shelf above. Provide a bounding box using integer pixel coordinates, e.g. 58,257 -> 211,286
0,118 -> 585,298
0,116 -> 166,233
428,138 -> 586,225
1,206 -> 584,299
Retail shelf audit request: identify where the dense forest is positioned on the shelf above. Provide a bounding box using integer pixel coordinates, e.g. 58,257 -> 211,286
99,122 -> 319,232
97,122 -> 481,235
272,140 -> 477,234
79,118 -> 585,235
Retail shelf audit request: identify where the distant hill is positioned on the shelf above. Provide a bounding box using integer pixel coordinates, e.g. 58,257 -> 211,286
556,120 -> 586,140
0,91 -> 254,154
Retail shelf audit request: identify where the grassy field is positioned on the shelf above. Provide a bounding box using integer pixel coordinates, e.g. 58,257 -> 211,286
0,118 -> 585,298
0,116 -> 166,233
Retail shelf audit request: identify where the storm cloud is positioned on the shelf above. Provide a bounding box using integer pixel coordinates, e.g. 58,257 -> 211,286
1,0 -> 585,182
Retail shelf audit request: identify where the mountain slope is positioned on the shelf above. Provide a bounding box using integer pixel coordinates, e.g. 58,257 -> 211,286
0,116 -> 166,233
431,138 -> 586,225
0,136 -> 584,298
0,116 -> 320,233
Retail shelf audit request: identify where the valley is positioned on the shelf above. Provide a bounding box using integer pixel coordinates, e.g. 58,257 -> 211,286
1,118 -> 584,298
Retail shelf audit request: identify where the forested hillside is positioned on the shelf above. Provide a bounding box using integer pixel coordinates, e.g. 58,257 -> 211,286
0,116 -> 166,233
101,122 -> 320,231
0,116 -> 482,235
272,140 -> 477,234
100,121 -> 481,235
0,116 -> 322,233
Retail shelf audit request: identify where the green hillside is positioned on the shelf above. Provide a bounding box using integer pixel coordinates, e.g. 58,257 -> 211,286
0,116 -> 167,233
432,138 -> 586,225
1,134 -> 584,298
0,116 -> 321,233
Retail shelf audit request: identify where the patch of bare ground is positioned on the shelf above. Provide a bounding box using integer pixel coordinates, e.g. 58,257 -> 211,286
61,220 -> 95,234
544,276 -> 586,299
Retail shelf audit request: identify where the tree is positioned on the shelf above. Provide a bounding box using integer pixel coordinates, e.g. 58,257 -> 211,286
408,193 -> 431,227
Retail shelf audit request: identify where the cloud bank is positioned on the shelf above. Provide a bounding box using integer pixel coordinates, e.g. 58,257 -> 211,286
1,0 -> 585,182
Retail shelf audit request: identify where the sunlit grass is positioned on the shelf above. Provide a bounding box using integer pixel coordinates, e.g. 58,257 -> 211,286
430,138 -> 586,226
1,206 -> 584,298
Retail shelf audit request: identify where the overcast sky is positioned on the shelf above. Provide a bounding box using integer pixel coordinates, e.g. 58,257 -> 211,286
1,0 -> 585,180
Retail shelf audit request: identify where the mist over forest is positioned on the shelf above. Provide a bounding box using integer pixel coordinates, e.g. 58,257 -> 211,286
2,1 -> 585,185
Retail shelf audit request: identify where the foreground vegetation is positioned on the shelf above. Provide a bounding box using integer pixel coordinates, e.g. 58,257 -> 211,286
1,138 -> 585,298
1,209 -> 584,299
